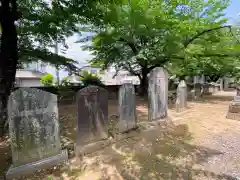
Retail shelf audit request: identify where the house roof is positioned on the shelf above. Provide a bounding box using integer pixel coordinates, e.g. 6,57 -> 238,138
16,70 -> 46,79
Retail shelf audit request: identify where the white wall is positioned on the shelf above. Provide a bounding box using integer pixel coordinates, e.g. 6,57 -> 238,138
16,78 -> 43,87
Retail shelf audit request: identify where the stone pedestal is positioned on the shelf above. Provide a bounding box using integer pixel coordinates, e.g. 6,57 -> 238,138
226,97 -> 240,120
6,150 -> 68,180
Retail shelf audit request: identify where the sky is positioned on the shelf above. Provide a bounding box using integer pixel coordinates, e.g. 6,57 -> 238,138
47,0 -> 240,80
224,0 -> 240,24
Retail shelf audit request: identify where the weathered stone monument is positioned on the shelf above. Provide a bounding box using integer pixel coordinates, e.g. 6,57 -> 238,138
220,78 -> 224,91
226,88 -> 240,120
194,83 -> 202,99
237,86 -> 240,96
213,83 -> 220,93
6,88 -> 67,179
203,83 -> 210,95
176,80 -> 187,112
209,83 -> 215,93
76,85 -> 108,155
200,75 -> 205,84
118,82 -> 137,132
148,67 -> 168,121
224,77 -> 230,90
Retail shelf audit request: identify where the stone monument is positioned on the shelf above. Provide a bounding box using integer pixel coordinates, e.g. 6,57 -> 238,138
148,67 -> 168,121
118,82 -> 137,132
76,85 -> 108,156
176,80 -> 187,112
226,87 -> 240,120
6,88 -> 68,179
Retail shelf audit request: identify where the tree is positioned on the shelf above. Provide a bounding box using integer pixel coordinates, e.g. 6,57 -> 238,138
0,0 -> 20,136
40,74 -> 54,86
0,0 -> 103,136
80,0 -> 232,95
169,25 -> 240,81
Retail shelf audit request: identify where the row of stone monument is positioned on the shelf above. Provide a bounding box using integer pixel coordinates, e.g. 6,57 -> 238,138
5,67 -> 219,179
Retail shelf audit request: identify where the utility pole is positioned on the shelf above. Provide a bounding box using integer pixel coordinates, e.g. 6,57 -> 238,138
55,40 -> 60,86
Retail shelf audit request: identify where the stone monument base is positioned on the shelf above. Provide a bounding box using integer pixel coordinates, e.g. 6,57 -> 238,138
226,112 -> 240,120
226,100 -> 240,121
6,150 -> 68,180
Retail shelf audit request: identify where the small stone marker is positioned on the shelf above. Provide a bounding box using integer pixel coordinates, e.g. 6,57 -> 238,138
237,86 -> 240,96
203,83 -> 210,95
6,88 -> 67,180
220,78 -> 223,91
176,80 -> 187,112
226,85 -> 240,120
76,85 -> 108,155
194,83 -> 202,99
214,83 -> 219,92
234,96 -> 240,102
148,67 -> 168,121
118,83 -> 137,132
224,77 -> 230,90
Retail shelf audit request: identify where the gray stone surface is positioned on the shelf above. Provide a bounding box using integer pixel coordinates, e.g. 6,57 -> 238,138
214,84 -> 220,92
234,96 -> 240,102
118,83 -> 137,132
193,76 -> 200,84
148,67 -> 168,121
226,99 -> 240,120
6,150 -> 68,180
194,83 -> 202,99
224,77 -> 230,90
76,85 -> 108,152
176,80 -> 187,112
209,84 -> 214,93
237,87 -> 240,96
7,88 -> 67,178
220,78 -> 223,91
200,75 -> 205,84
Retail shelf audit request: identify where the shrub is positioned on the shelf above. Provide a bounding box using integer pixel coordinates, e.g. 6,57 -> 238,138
80,71 -> 104,87
40,74 -> 54,86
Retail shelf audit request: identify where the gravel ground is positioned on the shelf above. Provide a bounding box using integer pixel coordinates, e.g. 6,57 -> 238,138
174,91 -> 240,180
200,132 -> 240,178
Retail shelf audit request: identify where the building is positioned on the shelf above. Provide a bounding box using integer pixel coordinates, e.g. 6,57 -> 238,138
15,61 -> 47,87
79,66 -> 140,85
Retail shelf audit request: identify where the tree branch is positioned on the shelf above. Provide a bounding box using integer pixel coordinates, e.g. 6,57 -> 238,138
123,62 -> 140,76
184,25 -> 232,48
118,38 -> 139,54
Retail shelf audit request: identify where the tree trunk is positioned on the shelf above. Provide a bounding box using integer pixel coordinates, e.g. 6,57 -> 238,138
0,0 -> 19,136
138,71 -> 148,97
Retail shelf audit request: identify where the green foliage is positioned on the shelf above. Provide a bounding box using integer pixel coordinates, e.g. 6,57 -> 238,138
77,0 -> 240,94
60,77 -> 72,87
58,77 -> 79,99
80,71 -> 104,87
80,0 -> 233,75
58,86 -> 75,99
16,0 -> 92,71
40,74 -> 54,86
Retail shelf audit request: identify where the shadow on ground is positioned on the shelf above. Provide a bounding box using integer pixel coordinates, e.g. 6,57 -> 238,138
0,137 -> 11,180
53,123 -> 236,180
190,95 -> 233,105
